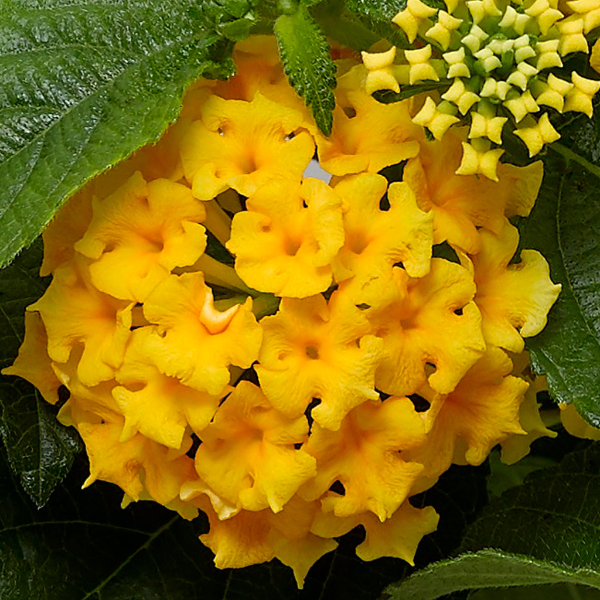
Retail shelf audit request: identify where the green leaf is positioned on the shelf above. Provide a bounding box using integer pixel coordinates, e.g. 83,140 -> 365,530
386,444 -> 600,599
274,4 -> 337,135
385,550 -> 600,600
0,240 -> 80,507
0,0 -> 229,269
345,0 -> 406,22
521,143 -> 600,426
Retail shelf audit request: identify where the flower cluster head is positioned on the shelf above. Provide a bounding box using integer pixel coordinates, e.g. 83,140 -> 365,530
4,35 -> 562,586
359,0 -> 600,179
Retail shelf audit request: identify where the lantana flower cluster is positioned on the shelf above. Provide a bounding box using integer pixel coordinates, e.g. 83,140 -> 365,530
4,36 -> 563,586
359,0 -> 600,180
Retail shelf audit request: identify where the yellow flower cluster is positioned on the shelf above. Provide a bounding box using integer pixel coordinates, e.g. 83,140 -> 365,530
4,36 -> 561,586
360,0 -> 600,179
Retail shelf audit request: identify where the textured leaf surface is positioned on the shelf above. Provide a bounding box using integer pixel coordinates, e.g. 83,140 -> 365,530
274,4 -> 337,135
386,445 -> 600,599
0,240 -> 80,507
0,0 -> 226,269
521,140 -> 600,426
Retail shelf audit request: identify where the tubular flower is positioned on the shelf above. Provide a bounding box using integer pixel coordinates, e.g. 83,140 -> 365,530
403,131 -> 543,254
406,347 -> 528,481
300,397 -> 427,521
113,328 -> 229,449
142,272 -> 262,396
312,500 -> 439,564
1,312 -> 61,405
226,178 -> 344,298
314,91 -> 422,176
75,173 -> 207,302
469,221 -> 562,353
332,174 -> 434,294
198,495 -> 337,588
364,0 -> 600,177
180,92 -> 314,200
29,257 -> 133,388
4,34 -> 564,585
194,382 -> 316,514
256,292 -> 383,431
366,259 -> 486,397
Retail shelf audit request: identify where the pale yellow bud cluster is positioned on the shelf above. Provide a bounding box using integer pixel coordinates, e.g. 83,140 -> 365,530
359,0 -> 600,179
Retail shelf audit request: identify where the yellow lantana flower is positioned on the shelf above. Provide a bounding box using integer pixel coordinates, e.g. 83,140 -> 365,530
75,172 -> 207,302
194,382 -> 316,513
180,92 -> 314,200
113,327 -> 230,449
199,495 -> 336,588
470,222 -> 562,353
332,174 -> 433,296
404,131 -> 543,254
256,292 -> 382,431
300,397 -> 426,521
314,91 -> 421,176
29,257 -> 133,388
227,178 -> 344,298
367,259 -> 486,397
312,500 -> 439,564
142,272 -> 262,395
407,347 -> 528,481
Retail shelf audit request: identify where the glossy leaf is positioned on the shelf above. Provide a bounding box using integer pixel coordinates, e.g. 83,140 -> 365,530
0,0 -> 228,269
274,4 -> 337,135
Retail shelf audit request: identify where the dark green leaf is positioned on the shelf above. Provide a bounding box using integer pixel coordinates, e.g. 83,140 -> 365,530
345,0 -> 406,22
521,144 -> 600,426
386,445 -> 600,599
274,5 -> 337,135
0,0 -> 229,269
385,550 -> 600,600
0,240 -> 80,507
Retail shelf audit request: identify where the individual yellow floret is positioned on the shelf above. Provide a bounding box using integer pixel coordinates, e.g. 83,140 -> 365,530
194,381 -> 316,513
455,140 -> 504,181
592,39 -> 600,73
412,97 -> 461,140
332,174 -> 433,287
514,113 -> 561,156
28,257 -> 133,388
426,10 -> 463,50
403,131 -> 543,253
312,500 -> 439,564
532,73 -> 573,112
180,92 -> 314,200
567,0 -> 600,33
480,78 -> 512,101
1,312 -> 61,405
301,397 -> 426,521
367,259 -> 486,396
405,45 -> 440,85
559,403 -> 600,440
361,47 -> 400,95
498,5 -> 532,34
226,178 -> 344,298
564,71 -> 600,116
199,496 -> 337,588
442,78 -> 480,114
256,292 -> 383,431
443,47 -> 471,78
392,0 -> 437,43
407,347 -> 528,480
315,92 -> 421,176
142,272 -> 262,395
462,24 -> 489,53
75,173 -> 207,302
112,327 -> 229,449
471,221 -> 561,352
